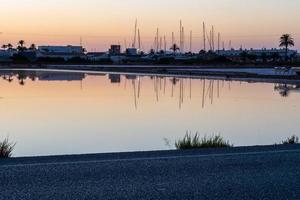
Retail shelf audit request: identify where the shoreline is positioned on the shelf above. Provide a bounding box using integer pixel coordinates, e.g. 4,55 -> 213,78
1,64 -> 300,84
1,144 -> 299,163
1,63 -> 299,69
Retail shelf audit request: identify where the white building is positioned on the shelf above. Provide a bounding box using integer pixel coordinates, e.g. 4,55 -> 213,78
86,52 -> 109,61
37,45 -> 85,60
126,48 -> 138,56
218,48 -> 297,58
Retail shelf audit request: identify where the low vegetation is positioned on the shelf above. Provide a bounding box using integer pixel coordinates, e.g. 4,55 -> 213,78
0,137 -> 16,158
175,132 -> 232,150
282,135 -> 299,145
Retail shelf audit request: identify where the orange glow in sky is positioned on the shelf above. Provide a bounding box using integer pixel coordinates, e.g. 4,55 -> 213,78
0,0 -> 299,52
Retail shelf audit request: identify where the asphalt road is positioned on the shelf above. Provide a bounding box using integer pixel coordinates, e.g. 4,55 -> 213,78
1,145 -> 300,200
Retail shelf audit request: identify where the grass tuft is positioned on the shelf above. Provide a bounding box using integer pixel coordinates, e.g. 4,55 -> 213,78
282,135 -> 299,145
0,137 -> 16,158
175,131 -> 232,150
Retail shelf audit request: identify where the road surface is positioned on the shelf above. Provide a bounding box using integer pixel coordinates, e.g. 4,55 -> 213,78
1,145 -> 300,200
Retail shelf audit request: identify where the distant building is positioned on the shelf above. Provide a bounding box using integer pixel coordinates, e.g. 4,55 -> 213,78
0,49 -> 16,57
109,45 -> 121,55
126,48 -> 138,56
0,49 -> 17,61
218,48 -> 297,59
38,45 -> 84,54
37,45 -> 85,60
86,52 -> 109,61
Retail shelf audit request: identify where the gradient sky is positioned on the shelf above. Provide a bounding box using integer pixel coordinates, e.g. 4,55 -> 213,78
1,0 -> 300,52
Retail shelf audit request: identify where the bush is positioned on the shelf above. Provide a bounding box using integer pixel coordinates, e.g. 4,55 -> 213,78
175,132 -> 232,150
0,137 -> 16,158
282,135 -> 299,145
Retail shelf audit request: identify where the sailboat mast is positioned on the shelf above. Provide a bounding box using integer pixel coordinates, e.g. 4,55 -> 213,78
138,29 -> 141,50
218,32 -> 220,53
189,30 -> 192,53
203,22 -> 206,51
132,19 -> 137,48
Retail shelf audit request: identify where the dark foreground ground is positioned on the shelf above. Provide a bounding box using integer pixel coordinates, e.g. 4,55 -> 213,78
1,145 -> 300,200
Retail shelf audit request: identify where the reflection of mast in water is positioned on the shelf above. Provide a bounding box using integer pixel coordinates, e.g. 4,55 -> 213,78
137,76 -> 141,98
179,79 -> 182,109
202,79 -> 206,108
163,77 -> 166,94
189,78 -> 192,99
132,80 -> 137,109
211,80 -> 214,104
117,75 -> 229,109
205,80 -> 211,100
179,79 -> 184,109
217,80 -> 220,98
124,77 -> 127,89
157,77 -> 160,101
159,77 -> 162,91
202,80 -> 215,108
170,77 -> 178,98
202,79 -> 225,108
182,79 -> 184,103
172,83 -> 174,98
80,80 -> 83,90
154,76 -> 159,102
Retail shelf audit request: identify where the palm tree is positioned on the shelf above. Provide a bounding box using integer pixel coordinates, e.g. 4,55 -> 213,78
17,40 -> 26,52
29,44 -> 36,51
7,43 -> 13,50
18,40 -> 25,47
279,34 -> 295,61
170,43 -> 180,54
1,44 -> 7,49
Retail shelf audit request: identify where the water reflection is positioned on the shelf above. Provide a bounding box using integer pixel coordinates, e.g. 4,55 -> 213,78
274,84 -> 300,97
1,70 -> 86,84
1,69 -> 300,156
0,70 -> 299,110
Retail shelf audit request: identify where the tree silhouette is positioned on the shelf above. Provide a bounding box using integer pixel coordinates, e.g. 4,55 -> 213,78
17,40 -> 26,52
7,43 -> 13,50
29,44 -> 36,51
170,43 -> 180,54
1,44 -> 7,49
18,40 -> 25,47
279,34 -> 295,61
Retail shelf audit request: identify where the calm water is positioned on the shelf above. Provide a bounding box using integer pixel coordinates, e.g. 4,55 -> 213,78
0,69 -> 300,157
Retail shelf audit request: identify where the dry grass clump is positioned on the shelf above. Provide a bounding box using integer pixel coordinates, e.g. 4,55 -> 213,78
0,137 -> 16,158
175,132 -> 232,150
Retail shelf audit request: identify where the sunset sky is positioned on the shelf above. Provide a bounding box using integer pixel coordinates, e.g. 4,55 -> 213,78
1,0 -> 299,52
